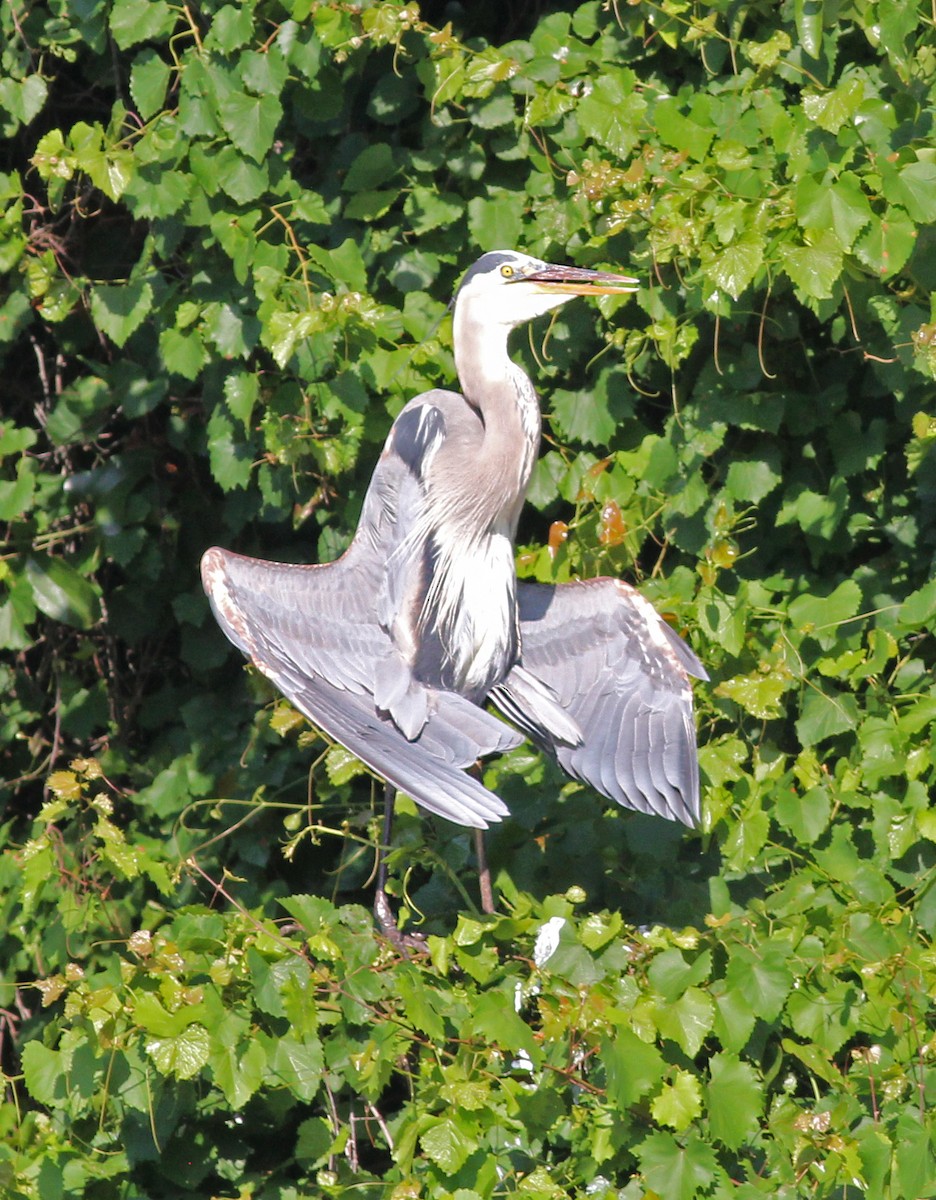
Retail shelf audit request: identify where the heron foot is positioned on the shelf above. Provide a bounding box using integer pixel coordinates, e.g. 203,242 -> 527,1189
374,889 -> 428,955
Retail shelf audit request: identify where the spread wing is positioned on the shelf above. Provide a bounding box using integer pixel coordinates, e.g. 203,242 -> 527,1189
200,392 -> 519,830
493,578 -> 707,826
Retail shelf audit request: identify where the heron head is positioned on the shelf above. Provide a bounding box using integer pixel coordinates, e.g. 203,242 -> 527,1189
454,250 -> 637,327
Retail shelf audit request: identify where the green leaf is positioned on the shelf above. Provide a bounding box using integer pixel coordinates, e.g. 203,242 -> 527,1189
343,143 -> 397,191
396,969 -> 447,1042
466,990 -> 539,1060
647,948 -> 712,1002
344,189 -> 399,221
716,671 -> 791,719
653,98 -> 714,160
295,1116 -> 334,1167
202,301 -> 254,358
855,207 -> 918,277
133,991 -> 208,1038
802,78 -> 863,133
602,1031 -> 665,1107
204,3 -> 255,52
711,982 -> 756,1053
774,784 -> 831,843
891,160 -> 936,223
636,1131 -> 719,1200
794,0 -> 824,58
725,942 -> 793,1023
795,685 -> 859,745
146,1023 -> 211,1080
21,1041 -> 68,1107
654,986 -> 714,1057
705,1053 -> 762,1149
0,74 -> 49,130
713,140 -> 752,171
786,979 -> 861,1053
788,579 -> 862,635
109,0 -> 176,50
218,90 -> 283,163
211,1032 -> 267,1108
898,576 -> 936,629
651,1069 -> 702,1131
576,74 -> 646,158
129,49 -> 172,120
90,281 -> 154,348
779,478 -> 848,540
224,372 -> 259,431
470,91 -> 517,129
264,310 -> 319,369
0,456 -> 36,520
747,29 -> 792,69
306,238 -> 368,291
781,1037 -> 841,1085
24,555 -> 101,629
267,1034 -> 324,1102
795,173 -> 872,251
549,386 -> 616,446
707,237 -> 763,300
856,1126 -> 892,1198
420,1117 -> 477,1175
159,327 -> 207,380
70,121 -> 134,201
894,1110 -> 936,1199
205,406 -> 254,490
211,146 -> 270,203
324,743 -> 367,785
724,453 -> 782,503
467,190 -> 524,251
0,422 -> 36,458
779,228 -> 843,299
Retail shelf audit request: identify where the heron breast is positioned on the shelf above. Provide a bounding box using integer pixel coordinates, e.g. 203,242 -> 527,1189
419,530 -> 519,700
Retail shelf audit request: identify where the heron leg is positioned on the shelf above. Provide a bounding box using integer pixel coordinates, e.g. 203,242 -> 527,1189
373,781 -> 427,952
373,780 -> 397,935
474,828 -> 495,914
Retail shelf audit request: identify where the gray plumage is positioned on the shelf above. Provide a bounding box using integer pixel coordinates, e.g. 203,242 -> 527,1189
202,250 -> 706,835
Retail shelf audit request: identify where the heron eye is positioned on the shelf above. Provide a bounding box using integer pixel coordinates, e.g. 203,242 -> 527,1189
500,264 -> 515,278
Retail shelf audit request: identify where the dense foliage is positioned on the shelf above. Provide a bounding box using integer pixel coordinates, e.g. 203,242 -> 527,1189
2,0 -> 935,1196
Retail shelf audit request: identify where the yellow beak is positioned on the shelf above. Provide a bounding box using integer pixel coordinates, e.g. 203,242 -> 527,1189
521,262 -> 638,296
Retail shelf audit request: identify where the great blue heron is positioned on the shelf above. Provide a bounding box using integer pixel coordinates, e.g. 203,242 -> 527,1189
202,250 -> 707,932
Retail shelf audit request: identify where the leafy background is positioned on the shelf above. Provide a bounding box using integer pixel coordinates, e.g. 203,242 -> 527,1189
2,0 -> 935,1196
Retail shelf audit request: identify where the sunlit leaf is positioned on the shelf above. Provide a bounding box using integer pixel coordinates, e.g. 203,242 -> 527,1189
891,160 -> 936,223
636,1131 -> 719,1200
576,74 -> 646,158
707,238 -> 763,300
855,206 -> 917,276
146,1024 -> 211,1080
705,1053 -> 763,1148
795,173 -> 872,250
651,1069 -> 702,1131
725,943 -> 793,1023
779,228 -> 843,298
109,0 -> 176,49
420,1118 -> 477,1173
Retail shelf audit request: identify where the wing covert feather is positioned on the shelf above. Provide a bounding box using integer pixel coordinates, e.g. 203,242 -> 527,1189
496,578 -> 706,826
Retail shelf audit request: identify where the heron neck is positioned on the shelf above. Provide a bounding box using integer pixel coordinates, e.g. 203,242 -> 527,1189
453,313 -> 542,527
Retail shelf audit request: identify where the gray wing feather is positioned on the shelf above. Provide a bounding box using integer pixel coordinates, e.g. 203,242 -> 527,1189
494,578 -> 706,827
202,547 -> 514,827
